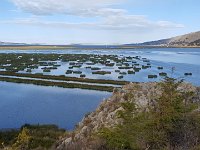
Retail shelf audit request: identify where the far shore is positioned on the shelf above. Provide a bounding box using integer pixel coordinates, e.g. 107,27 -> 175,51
0,45 -> 75,50
0,45 -> 200,50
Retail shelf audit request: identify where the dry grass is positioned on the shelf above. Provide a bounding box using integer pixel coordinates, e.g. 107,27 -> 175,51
0,45 -> 75,50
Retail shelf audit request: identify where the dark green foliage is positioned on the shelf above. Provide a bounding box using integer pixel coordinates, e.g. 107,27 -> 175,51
0,53 -> 132,73
159,72 -> 167,76
142,65 -> 151,69
118,66 -> 132,70
148,74 -> 158,78
99,77 -> 200,150
158,66 -> 164,70
134,63 -> 140,66
0,130 -> 19,147
116,63 -> 122,66
26,69 -> 32,73
105,63 -> 115,67
133,67 -> 141,72
41,67 -> 57,70
127,70 -> 135,74
73,70 -> 82,74
85,66 -> 92,69
119,72 -> 127,75
80,74 -> 86,78
43,69 -> 51,72
66,70 -> 73,74
22,124 -> 65,149
0,124 -> 66,149
0,76 -> 115,92
118,76 -> 124,79
92,71 -> 111,75
72,65 -> 82,68
184,73 -> 192,76
91,67 -> 101,71
0,71 -> 128,85
69,62 -> 76,65
147,63 -> 151,66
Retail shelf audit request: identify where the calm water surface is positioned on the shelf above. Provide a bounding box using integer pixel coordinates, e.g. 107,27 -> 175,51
0,82 -> 111,130
0,48 -> 199,130
0,48 -> 199,85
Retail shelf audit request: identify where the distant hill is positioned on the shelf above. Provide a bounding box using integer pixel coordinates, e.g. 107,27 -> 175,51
0,41 -> 27,46
138,31 -> 200,47
1,31 -> 200,48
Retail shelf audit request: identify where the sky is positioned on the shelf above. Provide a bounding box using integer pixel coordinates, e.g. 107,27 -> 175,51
0,0 -> 200,45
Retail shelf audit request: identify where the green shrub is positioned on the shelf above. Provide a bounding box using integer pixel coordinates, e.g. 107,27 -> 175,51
148,75 -> 157,78
1,124 -> 66,149
159,72 -> 167,76
184,73 -> 192,76
99,77 -> 200,149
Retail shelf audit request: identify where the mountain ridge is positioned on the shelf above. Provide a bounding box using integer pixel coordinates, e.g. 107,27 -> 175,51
1,31 -> 200,47
137,31 -> 200,47
0,41 -> 27,46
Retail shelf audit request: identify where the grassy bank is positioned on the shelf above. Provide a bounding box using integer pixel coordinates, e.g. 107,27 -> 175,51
0,76 -> 115,92
0,71 -> 129,85
0,45 -> 75,50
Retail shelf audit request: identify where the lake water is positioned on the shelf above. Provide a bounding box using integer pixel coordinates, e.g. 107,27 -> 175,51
0,48 -> 199,85
0,81 -> 111,130
0,48 -> 199,130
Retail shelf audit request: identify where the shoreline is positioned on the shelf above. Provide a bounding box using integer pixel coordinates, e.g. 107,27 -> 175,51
0,71 -> 129,85
0,45 -> 200,50
0,76 -> 115,92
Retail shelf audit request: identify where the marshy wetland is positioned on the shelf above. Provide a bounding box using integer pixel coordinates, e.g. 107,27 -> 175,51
0,48 -> 200,130
0,53 -> 164,82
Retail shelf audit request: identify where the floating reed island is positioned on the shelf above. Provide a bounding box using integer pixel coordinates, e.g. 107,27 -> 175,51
0,53 -> 193,90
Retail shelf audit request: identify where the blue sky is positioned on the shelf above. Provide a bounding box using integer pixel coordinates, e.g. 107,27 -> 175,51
0,0 -> 200,44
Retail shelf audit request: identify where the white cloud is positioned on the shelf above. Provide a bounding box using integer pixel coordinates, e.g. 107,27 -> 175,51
1,15 -> 184,31
100,15 -> 184,30
157,21 -> 184,28
5,0 -> 185,44
11,0 -> 124,16
9,0 -> 184,30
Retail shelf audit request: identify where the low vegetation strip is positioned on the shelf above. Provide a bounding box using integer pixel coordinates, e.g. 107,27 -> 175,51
0,124 -> 66,150
0,71 -> 129,85
0,76 -> 114,92
0,45 -> 75,50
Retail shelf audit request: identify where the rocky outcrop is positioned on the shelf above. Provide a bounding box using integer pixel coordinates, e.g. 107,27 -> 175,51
56,82 -> 200,150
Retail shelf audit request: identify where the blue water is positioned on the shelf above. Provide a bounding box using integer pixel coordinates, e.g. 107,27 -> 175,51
0,82 -> 111,130
0,48 -> 199,130
0,48 -> 199,85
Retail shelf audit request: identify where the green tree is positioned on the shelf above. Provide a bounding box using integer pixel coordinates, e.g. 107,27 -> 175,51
12,127 -> 31,150
99,77 -> 200,150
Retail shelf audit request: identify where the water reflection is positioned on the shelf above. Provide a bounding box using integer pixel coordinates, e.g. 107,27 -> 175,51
0,82 -> 111,130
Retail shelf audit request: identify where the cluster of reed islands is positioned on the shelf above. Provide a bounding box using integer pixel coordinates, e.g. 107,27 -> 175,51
0,53 -> 192,92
